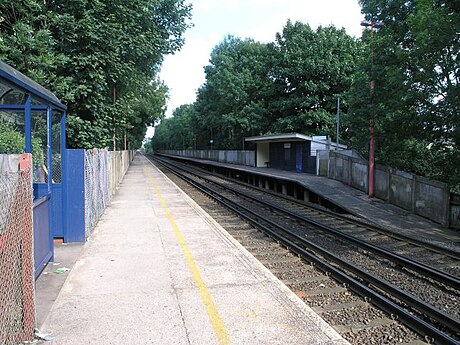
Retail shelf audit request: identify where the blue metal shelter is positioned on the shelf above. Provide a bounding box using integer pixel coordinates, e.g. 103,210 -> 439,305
0,60 -> 67,278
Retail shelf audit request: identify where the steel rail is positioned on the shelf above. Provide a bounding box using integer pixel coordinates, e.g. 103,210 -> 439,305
155,154 -> 460,261
151,156 -> 460,345
154,155 -> 460,290
206,173 -> 460,291
239,177 -> 460,261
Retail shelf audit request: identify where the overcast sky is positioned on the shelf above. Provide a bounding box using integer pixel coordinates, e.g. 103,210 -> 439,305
152,0 -> 364,136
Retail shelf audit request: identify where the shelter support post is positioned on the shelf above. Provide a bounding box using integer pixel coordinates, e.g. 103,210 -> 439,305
61,112 -> 68,241
47,106 -> 54,261
25,95 -> 32,153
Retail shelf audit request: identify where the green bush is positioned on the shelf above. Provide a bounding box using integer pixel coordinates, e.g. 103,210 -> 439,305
0,120 -> 45,170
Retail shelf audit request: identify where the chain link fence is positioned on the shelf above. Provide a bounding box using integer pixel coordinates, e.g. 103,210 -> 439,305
52,153 -> 62,183
0,149 -> 132,344
0,154 -> 35,345
108,151 -> 132,196
84,149 -> 110,239
83,149 -> 134,240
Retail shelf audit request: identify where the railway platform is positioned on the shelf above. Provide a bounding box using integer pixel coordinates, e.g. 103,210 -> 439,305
37,154 -> 349,345
160,155 -> 460,246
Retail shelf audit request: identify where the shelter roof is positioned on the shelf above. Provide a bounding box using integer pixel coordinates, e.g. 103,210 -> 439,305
245,133 -> 348,149
245,133 -> 313,143
0,60 -> 66,111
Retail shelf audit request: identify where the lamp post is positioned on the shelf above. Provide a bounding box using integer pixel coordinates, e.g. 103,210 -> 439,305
336,97 -> 340,149
360,20 -> 383,198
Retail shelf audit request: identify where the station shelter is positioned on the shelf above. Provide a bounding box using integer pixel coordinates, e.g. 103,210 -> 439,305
0,60 -> 66,278
245,133 -> 346,174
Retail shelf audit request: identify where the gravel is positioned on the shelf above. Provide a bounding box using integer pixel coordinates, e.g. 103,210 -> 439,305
343,324 -> 421,344
322,305 -> 386,326
304,291 -> 360,308
287,278 -> 339,291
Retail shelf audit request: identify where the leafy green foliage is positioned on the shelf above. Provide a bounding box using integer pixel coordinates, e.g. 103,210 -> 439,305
194,36 -> 272,149
149,21 -> 361,152
145,103 -> 198,151
0,120 -> 25,154
0,0 -> 191,149
0,0 -> 72,97
267,21 -> 361,136
0,119 -> 44,169
346,0 -> 460,191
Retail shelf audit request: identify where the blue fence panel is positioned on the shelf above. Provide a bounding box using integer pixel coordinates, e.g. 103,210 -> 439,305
33,197 -> 51,278
51,184 -> 63,238
64,149 -> 86,242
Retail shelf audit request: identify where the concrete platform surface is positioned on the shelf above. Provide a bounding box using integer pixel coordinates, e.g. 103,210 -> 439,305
39,155 -> 349,345
35,242 -> 84,328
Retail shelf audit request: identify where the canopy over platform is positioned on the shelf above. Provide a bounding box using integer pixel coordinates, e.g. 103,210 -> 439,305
245,133 -> 347,148
0,61 -> 66,111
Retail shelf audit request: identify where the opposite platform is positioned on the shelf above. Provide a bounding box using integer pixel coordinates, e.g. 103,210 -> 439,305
158,155 -> 460,246
40,154 -> 349,345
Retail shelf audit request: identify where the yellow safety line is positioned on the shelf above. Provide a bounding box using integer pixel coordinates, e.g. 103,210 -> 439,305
144,165 -> 231,345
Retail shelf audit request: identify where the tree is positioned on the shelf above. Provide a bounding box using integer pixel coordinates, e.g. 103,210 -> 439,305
0,0 -> 71,96
267,21 -> 361,137
147,103 -> 199,151
0,0 -> 192,149
153,21 -> 361,151
194,36 -> 272,149
347,0 -> 460,191
50,0 -> 191,149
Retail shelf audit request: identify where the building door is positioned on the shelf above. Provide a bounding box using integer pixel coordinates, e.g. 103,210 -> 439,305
295,144 -> 303,173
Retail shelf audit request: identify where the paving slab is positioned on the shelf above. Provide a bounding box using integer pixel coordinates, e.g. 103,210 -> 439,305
39,155 -> 349,345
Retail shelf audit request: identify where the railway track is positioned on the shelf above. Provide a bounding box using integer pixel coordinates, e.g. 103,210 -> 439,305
148,155 -> 460,345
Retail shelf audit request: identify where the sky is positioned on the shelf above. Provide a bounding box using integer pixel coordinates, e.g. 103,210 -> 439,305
150,0 -> 364,137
